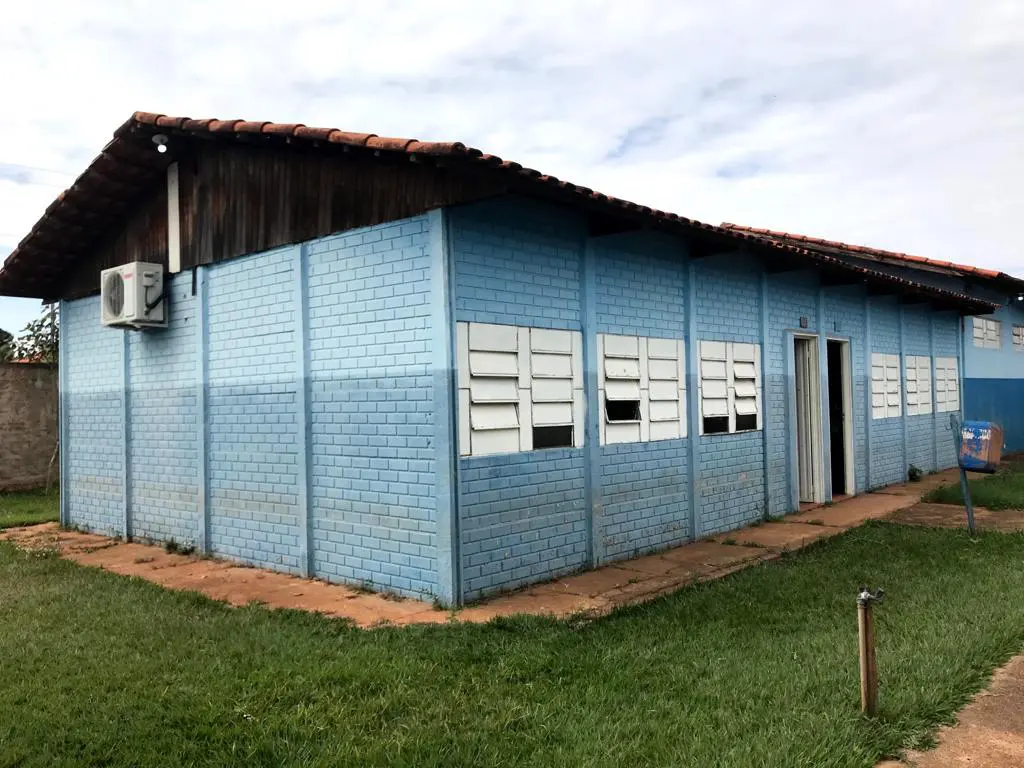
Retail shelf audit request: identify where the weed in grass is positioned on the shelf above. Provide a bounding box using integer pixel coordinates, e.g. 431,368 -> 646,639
164,539 -> 180,554
721,537 -> 738,546
909,464 -> 924,482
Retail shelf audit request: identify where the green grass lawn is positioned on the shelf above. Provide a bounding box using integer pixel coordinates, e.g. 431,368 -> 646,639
0,487 -> 59,529
922,458 -> 1024,510
2,524 -> 1024,767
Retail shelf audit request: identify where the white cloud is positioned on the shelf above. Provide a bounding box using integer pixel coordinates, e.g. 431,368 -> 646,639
1,0 -> 1022,323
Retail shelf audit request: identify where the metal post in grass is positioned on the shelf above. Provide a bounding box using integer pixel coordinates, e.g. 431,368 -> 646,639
950,414 -> 977,536
857,586 -> 884,716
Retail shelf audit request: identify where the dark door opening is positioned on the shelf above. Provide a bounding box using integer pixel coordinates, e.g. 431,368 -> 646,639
826,340 -> 847,495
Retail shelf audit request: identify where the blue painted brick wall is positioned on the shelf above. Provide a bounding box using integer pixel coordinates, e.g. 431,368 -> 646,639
934,312 -> 961,468
903,305 -> 935,473
206,246 -> 302,573
64,296 -> 125,536
766,273 -> 819,512
451,197 -> 583,330
451,198 -> 587,598
695,255 -> 764,531
307,216 -> 437,599
593,232 -> 690,559
599,441 -> 690,558
869,298 -> 904,487
823,288 -> 869,492
127,274 -> 200,545
698,432 -> 765,534
460,450 -> 587,599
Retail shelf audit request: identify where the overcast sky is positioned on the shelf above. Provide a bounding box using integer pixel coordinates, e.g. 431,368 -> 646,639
2,1 -> 1022,334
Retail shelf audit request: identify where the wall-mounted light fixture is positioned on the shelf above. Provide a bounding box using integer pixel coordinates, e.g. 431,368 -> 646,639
152,134 -> 169,154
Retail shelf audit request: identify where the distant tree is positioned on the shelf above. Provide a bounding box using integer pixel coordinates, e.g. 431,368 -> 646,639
0,327 -> 13,361
11,304 -> 59,364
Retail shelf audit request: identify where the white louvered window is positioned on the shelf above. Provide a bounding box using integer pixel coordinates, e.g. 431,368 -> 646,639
870,353 -> 902,420
1013,326 -> 1024,351
935,356 -> 960,413
457,322 -> 583,456
698,341 -> 761,435
972,317 -> 1001,349
529,328 -> 584,450
904,355 -> 933,416
598,335 -> 686,445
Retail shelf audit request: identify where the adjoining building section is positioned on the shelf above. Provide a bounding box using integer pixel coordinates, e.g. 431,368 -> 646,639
0,113 -> 996,605
722,225 -> 1024,452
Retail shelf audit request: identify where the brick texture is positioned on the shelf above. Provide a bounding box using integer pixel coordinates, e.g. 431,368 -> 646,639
599,440 -> 690,558
63,296 -> 125,535
823,289 -> 868,493
695,256 -> 765,532
452,198 -> 587,598
0,364 -> 57,491
903,305 -> 935,474
451,197 -> 583,330
307,216 -> 437,598
460,450 -> 587,599
206,246 -> 302,573
594,233 -> 690,559
869,298 -> 904,487
933,312 -> 961,468
765,274 -> 819,512
126,274 -> 200,545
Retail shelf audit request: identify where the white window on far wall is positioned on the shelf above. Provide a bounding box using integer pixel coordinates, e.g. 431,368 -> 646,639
972,317 -> 1001,349
456,322 -> 583,457
1013,325 -> 1024,350
698,341 -> 761,435
870,353 -> 902,420
935,357 -> 960,413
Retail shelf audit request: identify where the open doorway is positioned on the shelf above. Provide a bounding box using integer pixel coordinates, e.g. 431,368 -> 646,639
793,336 -> 823,504
826,339 -> 854,496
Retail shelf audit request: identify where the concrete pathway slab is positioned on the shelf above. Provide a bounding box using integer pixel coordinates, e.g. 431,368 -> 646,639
790,495 -> 915,529
614,552 -> 682,576
713,521 -> 834,550
533,566 -> 641,597
660,541 -> 765,571
0,464 -> 965,627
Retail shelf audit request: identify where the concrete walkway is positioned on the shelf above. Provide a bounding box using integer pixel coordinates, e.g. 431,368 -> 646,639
0,470 -> 960,628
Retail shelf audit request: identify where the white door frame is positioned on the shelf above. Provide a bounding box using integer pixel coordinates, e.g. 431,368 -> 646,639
791,333 -> 824,505
826,337 -> 856,496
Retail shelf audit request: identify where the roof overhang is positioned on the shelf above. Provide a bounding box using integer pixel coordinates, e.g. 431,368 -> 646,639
0,112 -> 998,314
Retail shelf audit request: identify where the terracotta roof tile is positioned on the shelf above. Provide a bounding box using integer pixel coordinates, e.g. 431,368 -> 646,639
0,110 -> 1000,313
721,223 -> 1007,281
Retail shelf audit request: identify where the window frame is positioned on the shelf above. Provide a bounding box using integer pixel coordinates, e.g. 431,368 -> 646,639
457,322 -> 583,457
934,356 -> 960,413
698,340 -> 762,436
972,317 -> 1001,349
870,352 -> 902,420
597,334 -> 686,445
904,355 -> 933,417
